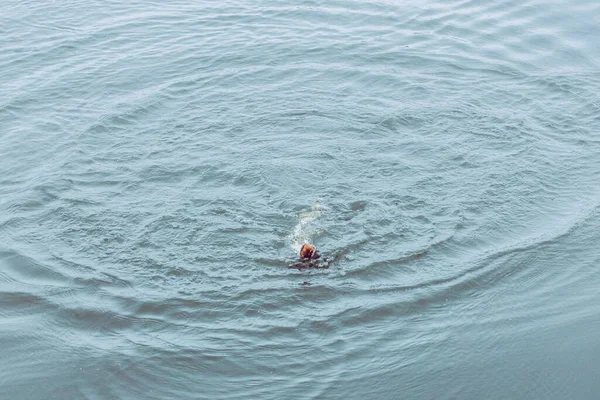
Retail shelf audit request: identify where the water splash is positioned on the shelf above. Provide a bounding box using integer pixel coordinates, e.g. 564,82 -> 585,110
290,200 -> 325,253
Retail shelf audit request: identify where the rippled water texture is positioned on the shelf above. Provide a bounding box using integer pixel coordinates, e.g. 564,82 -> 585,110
2,0 -> 600,398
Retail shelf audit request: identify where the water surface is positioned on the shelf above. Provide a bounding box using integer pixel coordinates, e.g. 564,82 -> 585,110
2,0 -> 600,398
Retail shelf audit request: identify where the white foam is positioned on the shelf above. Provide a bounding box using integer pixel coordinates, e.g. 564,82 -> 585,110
290,201 -> 324,253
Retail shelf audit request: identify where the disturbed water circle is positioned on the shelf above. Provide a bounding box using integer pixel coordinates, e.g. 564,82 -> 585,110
2,0 -> 600,398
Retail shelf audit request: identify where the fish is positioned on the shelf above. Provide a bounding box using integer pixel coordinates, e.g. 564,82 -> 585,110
299,243 -> 320,260
289,243 -> 331,269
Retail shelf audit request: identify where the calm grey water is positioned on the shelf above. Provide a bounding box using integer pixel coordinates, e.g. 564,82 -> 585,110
2,0 -> 600,398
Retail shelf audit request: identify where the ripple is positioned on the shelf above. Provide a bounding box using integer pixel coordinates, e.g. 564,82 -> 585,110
2,0 -> 600,397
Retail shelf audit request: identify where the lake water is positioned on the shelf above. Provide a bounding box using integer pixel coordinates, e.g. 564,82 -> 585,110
2,0 -> 600,398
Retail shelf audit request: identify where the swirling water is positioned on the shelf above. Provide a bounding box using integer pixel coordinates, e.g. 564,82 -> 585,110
1,0 -> 600,398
